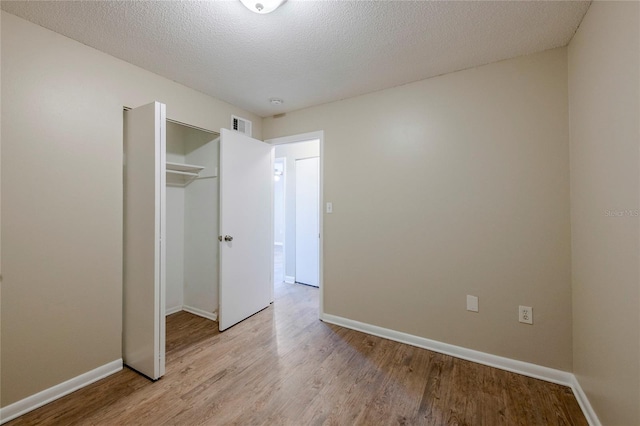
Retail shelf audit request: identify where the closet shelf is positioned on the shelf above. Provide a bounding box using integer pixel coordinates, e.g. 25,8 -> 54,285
167,169 -> 199,178
166,162 -> 205,187
166,162 -> 205,174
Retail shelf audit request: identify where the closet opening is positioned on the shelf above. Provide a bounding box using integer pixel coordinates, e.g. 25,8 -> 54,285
125,102 -> 280,379
123,103 -> 221,380
165,120 -> 220,320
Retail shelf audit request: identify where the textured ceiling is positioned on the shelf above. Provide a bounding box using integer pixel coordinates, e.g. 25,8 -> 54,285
1,1 -> 590,117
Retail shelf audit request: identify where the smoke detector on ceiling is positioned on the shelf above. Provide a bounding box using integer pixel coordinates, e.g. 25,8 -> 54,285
269,98 -> 284,106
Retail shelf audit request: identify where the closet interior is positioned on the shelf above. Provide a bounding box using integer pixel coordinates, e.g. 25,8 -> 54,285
165,121 -> 220,320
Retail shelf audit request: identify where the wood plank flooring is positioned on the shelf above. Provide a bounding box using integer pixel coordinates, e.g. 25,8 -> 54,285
7,281 -> 587,425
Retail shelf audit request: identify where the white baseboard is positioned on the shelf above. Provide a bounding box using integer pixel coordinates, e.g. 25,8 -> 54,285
165,305 -> 182,316
320,313 -> 599,426
183,305 -> 218,321
0,318 -> 599,426
284,275 -> 295,284
0,359 -> 122,425
570,375 -> 601,426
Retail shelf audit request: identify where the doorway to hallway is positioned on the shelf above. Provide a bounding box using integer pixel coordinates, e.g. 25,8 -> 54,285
268,131 -> 324,314
272,139 -> 319,287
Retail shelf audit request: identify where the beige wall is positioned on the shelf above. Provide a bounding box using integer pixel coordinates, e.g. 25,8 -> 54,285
264,48 -> 573,370
0,11 -> 261,406
568,2 -> 640,425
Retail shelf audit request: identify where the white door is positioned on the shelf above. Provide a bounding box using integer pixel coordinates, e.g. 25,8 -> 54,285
219,129 -> 272,331
295,157 -> 320,287
123,102 -> 166,380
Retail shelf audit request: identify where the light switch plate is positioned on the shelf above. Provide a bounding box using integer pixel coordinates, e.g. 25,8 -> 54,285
467,295 -> 479,312
326,202 -> 333,213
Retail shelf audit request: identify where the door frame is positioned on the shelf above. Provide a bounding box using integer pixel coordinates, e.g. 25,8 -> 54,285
265,131 -> 324,318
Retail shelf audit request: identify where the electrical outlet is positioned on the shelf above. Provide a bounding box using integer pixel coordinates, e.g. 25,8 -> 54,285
519,306 -> 533,324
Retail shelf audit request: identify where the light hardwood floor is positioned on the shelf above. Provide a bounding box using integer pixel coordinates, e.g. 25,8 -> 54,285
7,281 -> 587,425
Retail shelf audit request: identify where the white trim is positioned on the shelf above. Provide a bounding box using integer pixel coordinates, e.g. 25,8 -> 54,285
165,305 -> 182,316
274,242 -> 284,246
321,313 -> 598,425
182,305 -> 218,321
284,275 -> 296,284
321,313 -> 571,384
270,150 -> 275,303
569,376 -> 601,426
318,133 -> 324,316
0,359 -> 122,425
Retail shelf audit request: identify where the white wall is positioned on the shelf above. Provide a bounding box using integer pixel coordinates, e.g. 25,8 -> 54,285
568,2 -> 640,425
0,11 -> 261,407
165,121 -> 187,312
166,186 -> 185,312
165,123 -> 219,317
264,48 -> 573,371
273,141 -> 320,281
274,159 -> 285,246
184,133 -> 220,316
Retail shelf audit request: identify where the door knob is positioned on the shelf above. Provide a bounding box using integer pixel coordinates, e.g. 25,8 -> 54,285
224,235 -> 233,242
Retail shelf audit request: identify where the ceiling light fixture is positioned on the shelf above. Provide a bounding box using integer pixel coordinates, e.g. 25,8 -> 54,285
240,0 -> 285,14
269,98 -> 284,105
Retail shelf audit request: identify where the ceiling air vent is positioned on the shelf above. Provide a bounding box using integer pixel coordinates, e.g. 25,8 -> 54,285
231,115 -> 252,137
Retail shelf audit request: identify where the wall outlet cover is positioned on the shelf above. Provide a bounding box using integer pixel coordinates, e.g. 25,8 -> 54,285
519,305 -> 533,324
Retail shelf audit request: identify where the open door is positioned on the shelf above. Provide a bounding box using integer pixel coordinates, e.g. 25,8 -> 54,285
219,128 -> 272,331
123,102 -> 166,380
